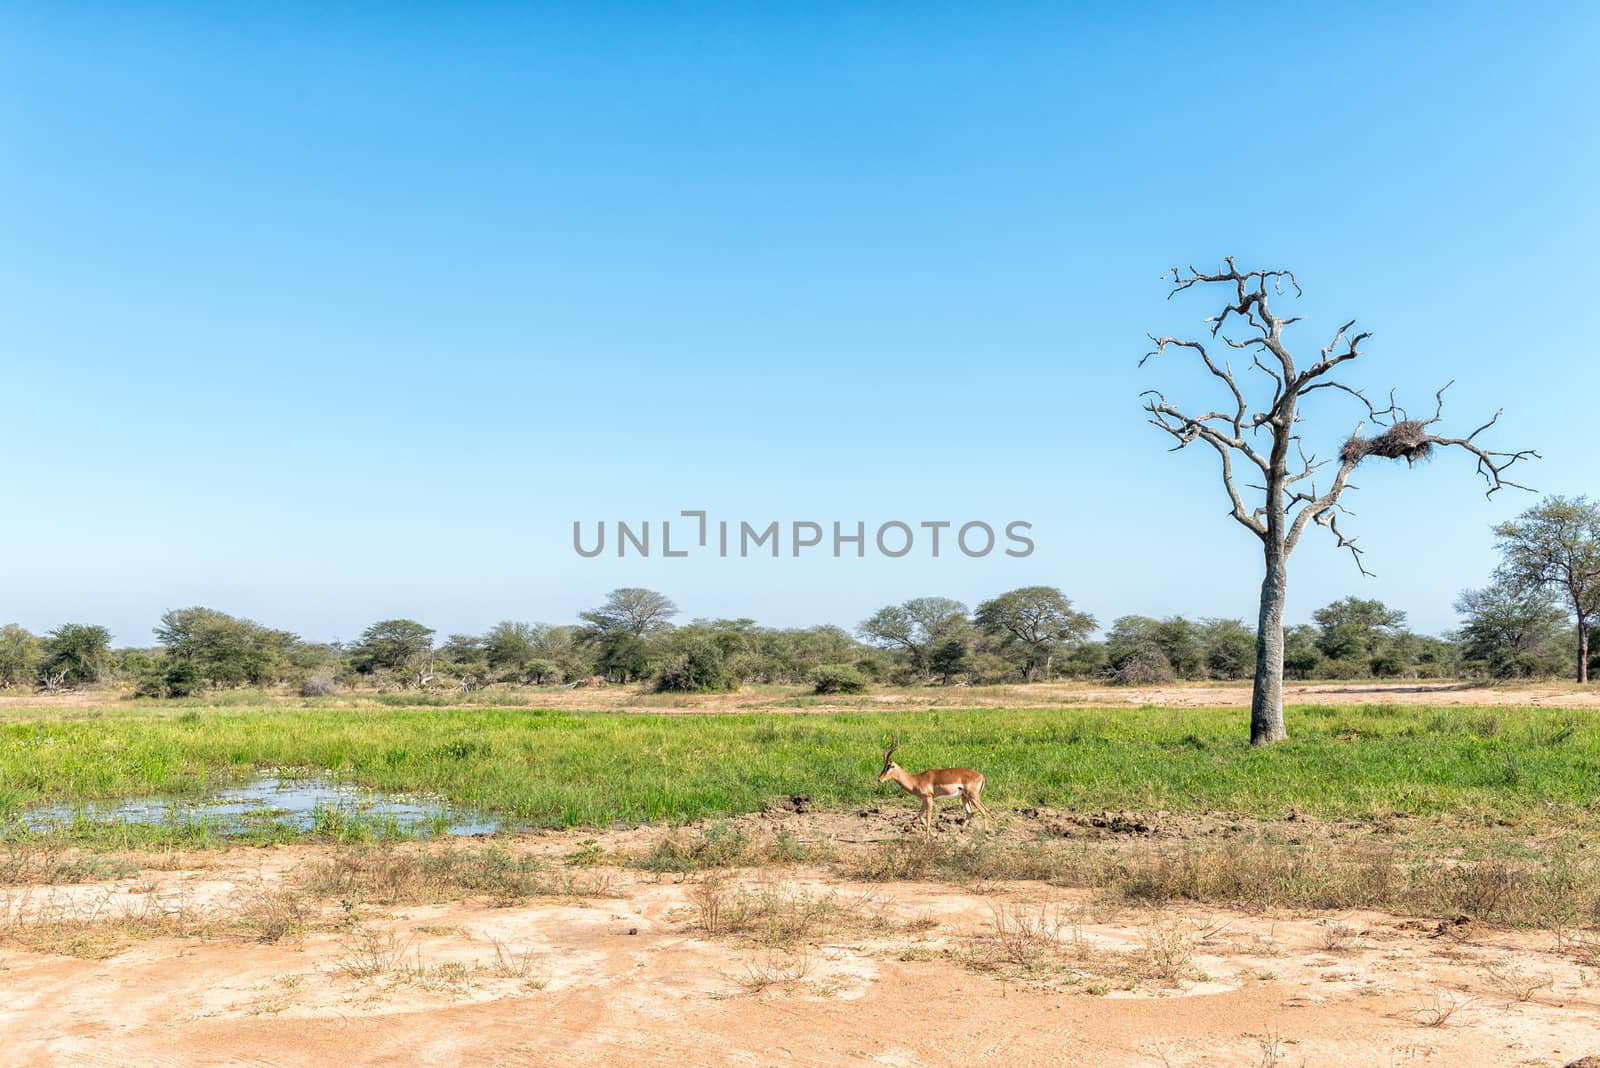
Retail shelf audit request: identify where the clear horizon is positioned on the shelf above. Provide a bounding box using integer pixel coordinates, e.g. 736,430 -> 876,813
4,4 -> 1596,646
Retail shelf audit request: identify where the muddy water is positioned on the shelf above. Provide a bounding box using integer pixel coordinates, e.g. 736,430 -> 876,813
17,771 -> 500,837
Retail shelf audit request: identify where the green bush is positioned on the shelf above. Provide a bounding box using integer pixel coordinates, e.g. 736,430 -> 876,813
810,663 -> 868,694
163,659 -> 204,698
656,639 -> 735,693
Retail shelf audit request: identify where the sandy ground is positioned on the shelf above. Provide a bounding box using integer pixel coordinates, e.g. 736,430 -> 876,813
4,818 -> 1598,1067
5,679 -> 1599,718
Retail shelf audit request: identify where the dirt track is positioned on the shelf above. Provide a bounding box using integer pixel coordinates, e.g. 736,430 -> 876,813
4,819 -> 1598,1067
5,679 -> 1599,719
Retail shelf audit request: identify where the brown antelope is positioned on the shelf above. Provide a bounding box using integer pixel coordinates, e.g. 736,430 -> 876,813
877,737 -> 991,836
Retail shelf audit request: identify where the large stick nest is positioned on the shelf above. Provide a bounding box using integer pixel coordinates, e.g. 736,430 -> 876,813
1340,420 -> 1434,465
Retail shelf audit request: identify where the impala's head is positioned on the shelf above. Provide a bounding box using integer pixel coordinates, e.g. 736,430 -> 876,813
878,737 -> 900,782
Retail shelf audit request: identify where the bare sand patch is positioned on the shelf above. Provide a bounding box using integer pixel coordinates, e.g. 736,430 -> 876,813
3,822 -> 1597,1067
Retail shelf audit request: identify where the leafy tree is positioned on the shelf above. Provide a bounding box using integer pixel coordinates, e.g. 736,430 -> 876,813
0,625 -> 43,689
41,623 -> 113,686
485,621 -> 549,681
1411,635 -> 1460,679
350,619 -> 436,678
437,633 -> 488,671
529,624 -> 588,682
579,588 -> 678,637
576,590 -> 676,684
1056,640 -> 1109,679
655,638 -> 733,693
154,606 -> 299,687
1200,619 -> 1256,680
1106,616 -> 1204,679
1282,625 -> 1323,679
927,638 -> 970,684
1311,598 -> 1406,662
974,586 -> 1095,681
1493,495 -> 1600,683
592,631 -> 651,683
856,597 -> 968,678
1454,579 -> 1569,678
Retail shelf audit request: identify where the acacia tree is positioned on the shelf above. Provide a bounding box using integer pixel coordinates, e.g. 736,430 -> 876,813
975,586 -> 1095,681
579,588 -> 677,637
1492,495 -> 1600,683
1141,260 -> 1535,745
857,597 -> 968,679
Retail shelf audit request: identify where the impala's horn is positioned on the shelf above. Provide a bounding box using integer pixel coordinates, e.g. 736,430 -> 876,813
883,736 -> 899,766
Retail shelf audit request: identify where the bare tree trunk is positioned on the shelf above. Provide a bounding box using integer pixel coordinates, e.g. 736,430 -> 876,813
1579,619 -> 1590,684
1251,547 -> 1288,746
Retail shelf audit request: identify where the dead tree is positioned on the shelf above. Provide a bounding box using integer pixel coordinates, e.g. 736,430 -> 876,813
1141,259 -> 1536,745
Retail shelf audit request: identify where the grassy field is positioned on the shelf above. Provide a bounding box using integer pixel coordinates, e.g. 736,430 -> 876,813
3,697 -> 1599,845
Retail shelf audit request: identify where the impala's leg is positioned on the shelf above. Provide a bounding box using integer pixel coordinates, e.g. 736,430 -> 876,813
921,795 -> 933,837
972,783 -> 993,830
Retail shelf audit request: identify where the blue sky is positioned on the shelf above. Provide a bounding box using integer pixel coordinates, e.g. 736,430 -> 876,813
3,3 -> 1596,645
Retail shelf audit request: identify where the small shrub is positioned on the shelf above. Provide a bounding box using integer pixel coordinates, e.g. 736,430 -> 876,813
300,675 -> 340,697
810,664 -> 868,695
1112,644 -> 1175,686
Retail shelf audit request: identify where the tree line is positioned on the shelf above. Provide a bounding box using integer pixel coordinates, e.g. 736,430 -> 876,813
2,495 -> 1593,698
0,503 -> 1593,699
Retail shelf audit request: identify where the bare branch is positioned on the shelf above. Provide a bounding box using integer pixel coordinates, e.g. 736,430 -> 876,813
1321,510 -> 1374,578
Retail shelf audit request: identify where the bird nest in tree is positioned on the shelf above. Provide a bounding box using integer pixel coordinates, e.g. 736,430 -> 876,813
1340,420 -> 1434,465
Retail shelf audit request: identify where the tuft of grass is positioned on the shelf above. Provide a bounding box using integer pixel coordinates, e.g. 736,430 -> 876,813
739,946 -> 812,994
486,939 -> 547,985
338,927 -> 410,978
228,881 -> 309,944
1315,919 -> 1363,953
1136,918 -> 1198,984
629,822 -> 819,875
988,901 -> 1073,971
295,843 -> 615,908
688,877 -> 868,949
1479,959 -> 1554,1003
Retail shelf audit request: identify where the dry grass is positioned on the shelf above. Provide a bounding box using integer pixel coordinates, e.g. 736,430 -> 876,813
0,846 -> 139,886
0,884 -> 205,958
1414,990 -> 1473,1028
738,945 -> 813,994
1253,1027 -> 1289,1068
988,900 -> 1075,969
1315,919 -> 1364,953
841,834 -> 1600,932
1479,959 -> 1554,1003
1136,918 -> 1198,984
229,880 -> 310,944
338,927 -> 411,978
486,939 -> 547,985
689,878 -> 867,949
296,844 -> 612,907
630,823 -> 818,874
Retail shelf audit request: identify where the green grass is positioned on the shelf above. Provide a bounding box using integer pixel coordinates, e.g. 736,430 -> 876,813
3,701 -> 1599,844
